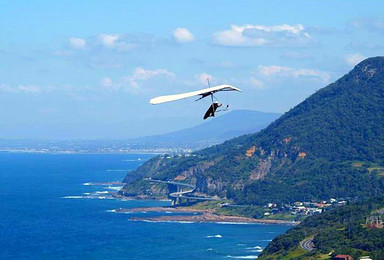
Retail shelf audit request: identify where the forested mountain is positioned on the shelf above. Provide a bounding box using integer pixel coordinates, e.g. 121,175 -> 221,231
259,196 -> 384,259
120,57 -> 384,204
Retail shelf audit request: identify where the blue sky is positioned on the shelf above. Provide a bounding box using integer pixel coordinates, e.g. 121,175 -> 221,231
1,0 -> 384,139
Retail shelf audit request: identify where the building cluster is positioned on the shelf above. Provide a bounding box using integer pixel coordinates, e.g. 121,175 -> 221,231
263,198 -> 348,217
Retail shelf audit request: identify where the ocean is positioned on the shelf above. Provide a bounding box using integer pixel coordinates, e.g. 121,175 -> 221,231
0,153 -> 290,259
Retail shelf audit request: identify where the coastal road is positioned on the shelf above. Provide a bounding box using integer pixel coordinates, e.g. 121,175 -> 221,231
147,179 -> 221,201
300,237 -> 315,252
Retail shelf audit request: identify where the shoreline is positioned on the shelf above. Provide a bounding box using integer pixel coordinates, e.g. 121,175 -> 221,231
111,206 -> 299,225
0,150 -> 166,155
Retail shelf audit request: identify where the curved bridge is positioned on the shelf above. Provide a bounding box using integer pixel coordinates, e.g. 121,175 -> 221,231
147,179 -> 221,206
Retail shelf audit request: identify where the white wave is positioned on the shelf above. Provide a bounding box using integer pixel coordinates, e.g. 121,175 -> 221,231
122,158 -> 141,162
62,196 -> 86,199
216,222 -> 258,225
226,256 -> 258,259
113,209 -> 133,214
97,196 -> 114,200
159,220 -> 195,224
62,195 -> 99,199
247,250 -> 263,253
206,235 -> 222,238
246,246 -> 262,250
95,191 -> 109,194
167,221 -> 194,224
105,186 -> 123,191
83,192 -> 91,195
136,220 -> 195,224
106,209 -> 117,213
108,209 -> 132,214
117,210 -> 146,214
82,182 -> 91,186
62,195 -> 114,200
96,196 -> 114,200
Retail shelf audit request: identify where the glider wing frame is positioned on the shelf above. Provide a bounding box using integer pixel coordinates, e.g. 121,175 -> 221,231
149,84 -> 241,105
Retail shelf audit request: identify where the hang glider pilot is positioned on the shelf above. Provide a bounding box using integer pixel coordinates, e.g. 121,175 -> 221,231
203,102 -> 222,120
149,84 -> 241,120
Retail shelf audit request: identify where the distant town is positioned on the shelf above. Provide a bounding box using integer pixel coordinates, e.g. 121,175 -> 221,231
0,139 -> 201,154
260,198 -> 348,217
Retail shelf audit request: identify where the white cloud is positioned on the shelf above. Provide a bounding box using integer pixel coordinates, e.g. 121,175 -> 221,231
173,28 -> 195,43
212,26 -> 265,46
101,67 -> 176,92
195,73 -> 214,85
68,37 -> 86,49
0,84 -> 42,94
128,67 -> 175,88
348,18 -> 384,31
57,33 -> 158,67
250,78 -> 265,89
212,24 -> 312,47
345,53 -> 366,66
97,33 -> 137,51
98,34 -> 120,47
18,85 -> 42,94
257,65 -> 330,82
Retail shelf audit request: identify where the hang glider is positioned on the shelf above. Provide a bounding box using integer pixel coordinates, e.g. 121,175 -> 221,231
150,84 -> 241,104
149,84 -> 241,120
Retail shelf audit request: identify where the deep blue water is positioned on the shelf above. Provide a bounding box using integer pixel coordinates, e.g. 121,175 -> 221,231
0,153 -> 290,259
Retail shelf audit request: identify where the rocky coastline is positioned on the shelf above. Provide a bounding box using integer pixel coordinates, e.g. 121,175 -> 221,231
112,206 -> 299,225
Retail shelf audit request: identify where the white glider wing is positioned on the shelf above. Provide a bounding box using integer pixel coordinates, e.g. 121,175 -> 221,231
150,84 -> 241,105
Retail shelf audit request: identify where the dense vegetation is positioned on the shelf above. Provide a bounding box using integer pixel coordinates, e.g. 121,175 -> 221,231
121,57 -> 384,205
259,196 -> 384,259
232,159 -> 384,205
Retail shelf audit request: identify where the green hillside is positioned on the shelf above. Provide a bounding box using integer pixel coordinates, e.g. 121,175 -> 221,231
258,196 -> 384,260
120,57 -> 384,204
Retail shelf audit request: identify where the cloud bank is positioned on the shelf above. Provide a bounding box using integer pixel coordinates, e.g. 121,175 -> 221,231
0,84 -> 42,94
101,67 -> 176,93
257,65 -> 330,82
212,24 -> 313,47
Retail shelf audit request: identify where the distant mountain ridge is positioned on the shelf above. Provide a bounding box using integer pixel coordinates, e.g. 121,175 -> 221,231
130,110 -> 281,148
120,57 -> 384,204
